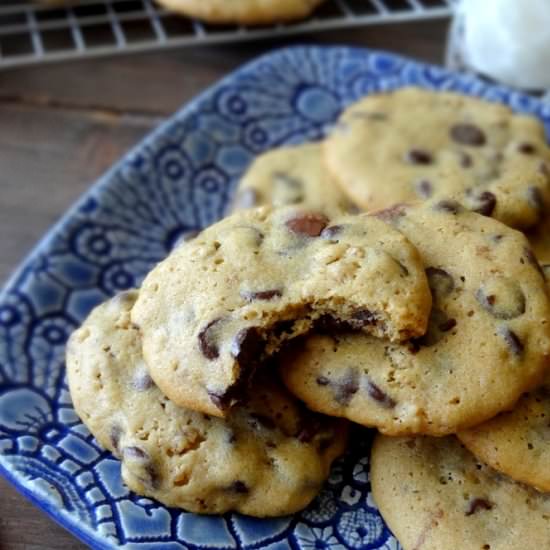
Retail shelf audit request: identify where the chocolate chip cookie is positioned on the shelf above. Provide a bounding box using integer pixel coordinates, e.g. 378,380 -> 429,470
67,290 -> 348,516
371,435 -> 550,550
458,371 -> 550,493
280,201 -> 550,435
228,143 -> 358,217
132,206 -> 432,417
154,0 -> 327,25
324,87 -> 550,229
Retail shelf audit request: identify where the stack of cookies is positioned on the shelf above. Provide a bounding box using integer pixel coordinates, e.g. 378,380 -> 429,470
67,87 -> 550,547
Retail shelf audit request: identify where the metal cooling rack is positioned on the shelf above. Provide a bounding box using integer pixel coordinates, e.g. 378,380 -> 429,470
0,0 -> 453,69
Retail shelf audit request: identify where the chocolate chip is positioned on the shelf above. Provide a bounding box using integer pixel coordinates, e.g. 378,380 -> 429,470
414,308 -> 453,347
321,225 -> 344,241
426,267 -> 455,300
476,279 -> 526,320
208,390 -> 230,411
415,179 -> 433,198
241,289 -> 283,302
123,446 -> 148,460
231,188 -> 259,211
349,309 -> 377,329
518,143 -> 537,155
230,327 -> 264,366
229,480 -> 249,494
372,203 -> 408,223
295,414 -> 322,443
122,447 -> 159,489
465,498 -> 493,516
133,372 -> 155,391
460,152 -> 473,168
314,315 -> 351,334
366,380 -> 396,408
407,339 -> 422,353
471,191 -> 497,217
405,149 -> 433,165
450,124 -> 486,146
272,320 -> 295,338
249,413 -> 276,430
110,425 -> 123,453
198,318 -> 223,360
438,318 -> 457,332
285,213 -> 328,237
499,327 -> 524,357
316,376 -> 330,386
333,369 -> 359,406
228,225 -> 264,248
434,199 -> 462,214
273,172 -> 305,206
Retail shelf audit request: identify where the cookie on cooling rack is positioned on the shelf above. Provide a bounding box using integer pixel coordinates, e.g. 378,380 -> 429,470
154,0 -> 327,25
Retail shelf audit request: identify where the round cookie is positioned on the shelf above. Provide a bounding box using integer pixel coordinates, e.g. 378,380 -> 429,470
132,205 -> 432,417
324,87 -> 550,229
154,0 -> 326,25
67,290 -> 348,517
228,143 -> 359,217
280,201 -> 550,435
371,435 -> 550,550
458,372 -> 550,492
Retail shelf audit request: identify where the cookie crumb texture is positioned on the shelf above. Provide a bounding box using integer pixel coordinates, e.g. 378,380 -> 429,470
280,202 -> 550,435
370,435 -> 550,550
67,291 -> 348,516
132,206 -> 431,416
154,0 -> 327,25
324,87 -> 550,229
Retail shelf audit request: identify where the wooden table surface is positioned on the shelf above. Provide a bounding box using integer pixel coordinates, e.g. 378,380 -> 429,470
0,19 -> 447,549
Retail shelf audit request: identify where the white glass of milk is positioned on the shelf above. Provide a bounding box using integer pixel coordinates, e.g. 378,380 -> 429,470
447,0 -> 550,91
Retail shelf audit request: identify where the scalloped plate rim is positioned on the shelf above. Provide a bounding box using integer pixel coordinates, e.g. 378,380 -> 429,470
0,44 -> 547,550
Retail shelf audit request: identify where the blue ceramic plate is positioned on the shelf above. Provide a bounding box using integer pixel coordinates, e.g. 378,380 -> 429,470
1,46 -> 549,550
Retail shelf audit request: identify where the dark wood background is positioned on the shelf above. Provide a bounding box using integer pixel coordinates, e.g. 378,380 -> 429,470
0,19 -> 447,549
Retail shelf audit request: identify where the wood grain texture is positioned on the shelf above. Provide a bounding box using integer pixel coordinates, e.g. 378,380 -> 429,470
0,20 -> 447,549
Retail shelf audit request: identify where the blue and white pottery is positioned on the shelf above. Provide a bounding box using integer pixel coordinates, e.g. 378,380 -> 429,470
1,45 -> 549,549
